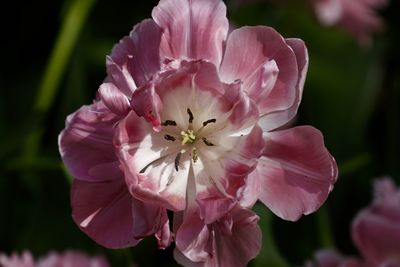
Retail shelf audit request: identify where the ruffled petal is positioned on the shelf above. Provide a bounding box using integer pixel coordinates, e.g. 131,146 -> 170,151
106,18 -> 163,95
174,206 -> 261,267
152,0 -> 229,66
220,26 -> 299,130
211,207 -> 261,267
58,101 -> 121,182
257,126 -> 338,221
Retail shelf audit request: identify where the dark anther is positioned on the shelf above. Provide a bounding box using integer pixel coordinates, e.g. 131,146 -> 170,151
175,152 -> 182,171
202,137 -> 214,146
164,134 -> 176,142
187,108 -> 194,123
162,120 -> 177,126
202,118 -> 216,127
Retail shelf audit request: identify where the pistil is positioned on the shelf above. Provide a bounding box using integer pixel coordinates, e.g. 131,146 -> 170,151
181,130 -> 196,145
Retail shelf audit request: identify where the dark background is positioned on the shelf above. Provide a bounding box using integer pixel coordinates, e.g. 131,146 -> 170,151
0,0 -> 399,266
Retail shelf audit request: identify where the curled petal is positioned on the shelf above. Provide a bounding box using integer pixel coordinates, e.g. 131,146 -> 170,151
152,0 -> 229,66
257,126 -> 338,221
106,46 -> 136,97
258,38 -> 309,131
98,82 -> 130,116
130,83 -> 163,132
58,101 -> 121,182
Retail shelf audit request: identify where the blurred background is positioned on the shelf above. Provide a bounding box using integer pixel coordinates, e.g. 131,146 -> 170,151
0,0 -> 399,266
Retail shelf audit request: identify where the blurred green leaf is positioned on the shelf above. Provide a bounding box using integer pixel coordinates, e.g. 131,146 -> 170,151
35,0 -> 96,113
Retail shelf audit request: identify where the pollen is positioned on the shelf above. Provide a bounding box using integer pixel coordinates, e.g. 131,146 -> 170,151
181,129 -> 196,145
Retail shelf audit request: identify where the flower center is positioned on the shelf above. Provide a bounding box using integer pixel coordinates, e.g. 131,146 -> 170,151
181,129 -> 196,145
160,107 -> 218,170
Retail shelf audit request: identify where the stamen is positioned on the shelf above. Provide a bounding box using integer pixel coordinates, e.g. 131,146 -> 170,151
202,137 -> 214,146
164,134 -> 176,142
181,130 -> 196,145
202,118 -> 216,127
192,147 -> 198,163
187,108 -> 194,123
162,120 -> 177,126
174,152 -> 181,171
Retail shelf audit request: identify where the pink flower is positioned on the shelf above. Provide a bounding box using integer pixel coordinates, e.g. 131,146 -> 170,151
0,251 -> 109,267
352,178 -> 400,266
0,251 -> 35,267
59,0 -> 337,263
313,0 -> 387,44
307,177 -> 400,267
305,250 -> 364,267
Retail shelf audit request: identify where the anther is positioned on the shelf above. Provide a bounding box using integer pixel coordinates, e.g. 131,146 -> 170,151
192,147 -> 198,163
187,108 -> 194,123
174,152 -> 182,171
164,134 -> 176,142
202,118 -> 216,127
202,137 -> 214,146
162,120 -> 177,126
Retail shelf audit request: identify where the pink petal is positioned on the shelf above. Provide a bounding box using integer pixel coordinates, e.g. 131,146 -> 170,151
71,178 -> 141,248
257,126 -> 338,221
126,19 -> 163,87
239,168 -> 260,208
258,38 -> 309,131
175,206 -> 262,267
115,110 -> 188,211
155,213 -> 173,249
106,41 -> 136,97
220,26 -> 299,130
107,19 -> 163,92
211,207 -> 261,267
58,101 -> 122,182
175,210 -> 213,263
131,198 -> 171,242
195,126 -> 263,223
152,0 -> 229,66
98,82 -> 130,116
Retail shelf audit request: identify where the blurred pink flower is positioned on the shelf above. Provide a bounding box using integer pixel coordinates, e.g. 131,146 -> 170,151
59,0 -> 337,263
312,0 -> 387,44
307,177 -> 400,267
0,251 -> 34,267
352,177 -> 400,266
0,251 -> 109,267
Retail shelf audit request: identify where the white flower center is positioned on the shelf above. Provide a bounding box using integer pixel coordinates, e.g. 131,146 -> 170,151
160,107 -> 218,171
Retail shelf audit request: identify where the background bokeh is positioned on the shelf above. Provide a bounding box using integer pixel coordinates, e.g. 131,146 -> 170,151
1,0 -> 399,266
